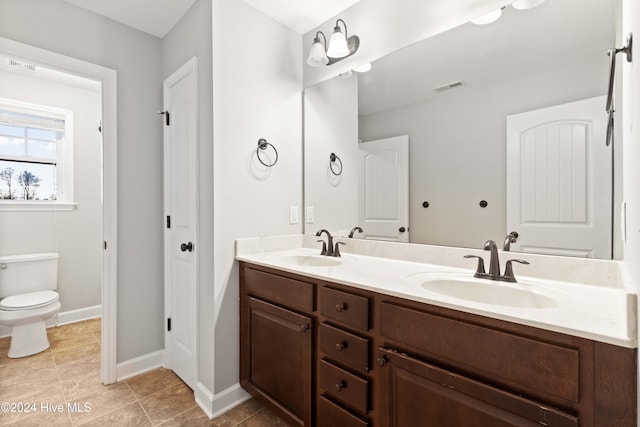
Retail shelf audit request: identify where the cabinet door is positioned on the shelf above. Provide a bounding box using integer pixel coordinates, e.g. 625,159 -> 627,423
249,297 -> 312,426
377,347 -> 578,427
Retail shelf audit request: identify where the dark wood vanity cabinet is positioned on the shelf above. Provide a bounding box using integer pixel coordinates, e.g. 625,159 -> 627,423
240,265 -> 315,426
317,286 -> 372,426
239,262 -> 637,427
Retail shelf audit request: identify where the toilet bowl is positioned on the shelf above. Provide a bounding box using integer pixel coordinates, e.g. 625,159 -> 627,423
0,253 -> 61,358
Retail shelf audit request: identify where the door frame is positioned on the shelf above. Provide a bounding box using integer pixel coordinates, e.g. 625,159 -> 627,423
0,37 -> 118,383
163,57 -> 199,387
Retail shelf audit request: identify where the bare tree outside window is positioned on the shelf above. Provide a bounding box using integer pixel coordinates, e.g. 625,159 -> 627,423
0,167 -> 14,199
17,170 -> 41,200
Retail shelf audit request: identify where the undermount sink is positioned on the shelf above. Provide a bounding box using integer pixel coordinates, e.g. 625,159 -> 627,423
418,277 -> 557,309
278,254 -> 343,267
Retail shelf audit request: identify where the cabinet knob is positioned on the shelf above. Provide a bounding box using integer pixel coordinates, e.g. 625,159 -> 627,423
335,381 -> 346,392
335,303 -> 346,312
299,324 -> 309,333
376,355 -> 389,367
335,341 -> 347,351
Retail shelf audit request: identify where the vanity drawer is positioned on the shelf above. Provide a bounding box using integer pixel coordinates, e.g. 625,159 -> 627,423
379,302 -> 580,403
319,323 -> 369,373
318,396 -> 369,427
243,266 -> 314,312
319,360 -> 368,415
319,287 -> 369,331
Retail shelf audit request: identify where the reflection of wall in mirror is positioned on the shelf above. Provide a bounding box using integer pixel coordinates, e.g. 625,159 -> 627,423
305,74 -> 359,235
359,52 -> 607,249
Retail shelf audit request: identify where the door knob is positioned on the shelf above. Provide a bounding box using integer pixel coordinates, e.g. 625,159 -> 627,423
399,227 -> 407,233
180,242 -> 194,252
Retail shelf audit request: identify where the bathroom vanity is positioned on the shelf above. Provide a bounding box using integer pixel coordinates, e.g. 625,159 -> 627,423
237,238 -> 637,427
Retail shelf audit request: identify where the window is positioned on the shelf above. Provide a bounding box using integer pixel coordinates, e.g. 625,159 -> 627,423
0,99 -> 74,208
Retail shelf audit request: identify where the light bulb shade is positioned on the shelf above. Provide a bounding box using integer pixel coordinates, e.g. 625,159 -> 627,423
307,40 -> 329,67
327,29 -> 350,58
353,62 -> 372,73
512,0 -> 546,10
470,8 -> 503,25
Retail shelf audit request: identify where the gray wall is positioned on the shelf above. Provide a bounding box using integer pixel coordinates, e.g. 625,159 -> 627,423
161,0 -> 215,394
0,0 -> 165,362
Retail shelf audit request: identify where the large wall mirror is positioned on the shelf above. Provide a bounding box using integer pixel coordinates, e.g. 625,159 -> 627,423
304,0 -> 619,259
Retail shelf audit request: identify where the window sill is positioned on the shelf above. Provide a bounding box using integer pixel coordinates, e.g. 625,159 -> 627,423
0,202 -> 77,212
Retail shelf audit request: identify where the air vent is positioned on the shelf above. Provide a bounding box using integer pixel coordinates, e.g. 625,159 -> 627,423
433,80 -> 464,93
8,59 -> 36,72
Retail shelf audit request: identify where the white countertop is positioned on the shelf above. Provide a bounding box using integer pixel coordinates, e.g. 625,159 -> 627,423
236,243 -> 637,348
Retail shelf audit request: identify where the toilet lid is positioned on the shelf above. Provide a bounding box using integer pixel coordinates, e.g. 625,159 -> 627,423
0,291 -> 59,311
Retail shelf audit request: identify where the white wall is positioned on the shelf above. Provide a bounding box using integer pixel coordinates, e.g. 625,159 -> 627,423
621,0 -> 640,281
304,74 -> 358,235
620,2 -> 640,423
359,52 -> 607,248
0,70 -> 102,311
303,0 -> 508,88
161,0 -> 215,395
0,0 -> 164,363
212,0 -> 303,392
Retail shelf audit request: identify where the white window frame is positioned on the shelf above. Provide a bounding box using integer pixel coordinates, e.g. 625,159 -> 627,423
0,98 -> 75,211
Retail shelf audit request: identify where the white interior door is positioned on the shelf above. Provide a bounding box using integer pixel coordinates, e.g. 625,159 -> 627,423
164,57 -> 198,389
358,136 -> 409,242
506,96 -> 611,258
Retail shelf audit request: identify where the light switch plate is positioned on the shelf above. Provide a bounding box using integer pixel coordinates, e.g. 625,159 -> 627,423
306,206 -> 314,223
289,206 -> 299,224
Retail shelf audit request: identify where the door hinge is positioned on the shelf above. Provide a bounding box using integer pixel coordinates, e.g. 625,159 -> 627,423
98,120 -> 102,133
166,215 -> 171,229
103,241 -> 107,250
158,110 -> 170,126
167,318 -> 172,332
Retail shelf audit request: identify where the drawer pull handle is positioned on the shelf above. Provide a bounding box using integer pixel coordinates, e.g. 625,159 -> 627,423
336,341 -> 347,351
335,303 -> 347,312
376,355 -> 389,367
335,381 -> 346,392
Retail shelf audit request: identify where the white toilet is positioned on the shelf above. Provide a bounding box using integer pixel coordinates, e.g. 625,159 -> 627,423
0,253 -> 61,358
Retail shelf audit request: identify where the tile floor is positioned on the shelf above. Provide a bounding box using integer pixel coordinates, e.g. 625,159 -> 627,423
0,319 -> 286,426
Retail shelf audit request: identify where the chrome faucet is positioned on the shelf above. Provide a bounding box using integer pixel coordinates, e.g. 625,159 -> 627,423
348,226 -> 363,238
483,240 -> 501,279
315,229 -> 334,256
503,231 -> 518,251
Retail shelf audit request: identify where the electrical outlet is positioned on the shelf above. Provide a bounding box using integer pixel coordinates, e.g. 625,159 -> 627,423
306,206 -> 314,224
289,206 -> 299,224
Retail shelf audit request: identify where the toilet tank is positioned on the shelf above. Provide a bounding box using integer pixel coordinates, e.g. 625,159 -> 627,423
0,253 -> 59,299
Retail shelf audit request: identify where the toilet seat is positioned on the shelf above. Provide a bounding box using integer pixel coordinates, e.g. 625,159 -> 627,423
0,291 -> 59,311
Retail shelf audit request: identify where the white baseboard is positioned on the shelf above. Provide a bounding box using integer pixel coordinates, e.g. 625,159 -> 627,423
57,304 -> 102,325
116,350 -> 164,381
0,304 -> 102,338
196,382 -> 250,419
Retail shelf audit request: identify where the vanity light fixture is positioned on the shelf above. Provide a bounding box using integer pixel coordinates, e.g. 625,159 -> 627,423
471,0 -> 546,25
353,62 -> 372,73
306,19 -> 360,67
511,0 -> 546,10
470,7 -> 504,25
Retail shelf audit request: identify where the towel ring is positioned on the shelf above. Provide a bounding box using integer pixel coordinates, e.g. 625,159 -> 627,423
256,138 -> 278,167
329,153 -> 343,176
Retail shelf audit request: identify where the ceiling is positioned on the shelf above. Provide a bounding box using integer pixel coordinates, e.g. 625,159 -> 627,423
241,0 -> 360,34
63,0 -> 197,38
358,0 -> 614,115
63,0 -> 360,38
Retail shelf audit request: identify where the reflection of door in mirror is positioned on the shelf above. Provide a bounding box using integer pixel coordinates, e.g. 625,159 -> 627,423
506,96 -> 611,258
358,136 -> 409,242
